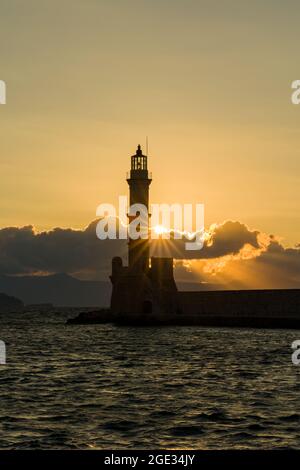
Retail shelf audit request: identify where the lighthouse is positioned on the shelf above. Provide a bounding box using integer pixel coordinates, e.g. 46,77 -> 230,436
110,145 -> 179,318
127,144 -> 152,273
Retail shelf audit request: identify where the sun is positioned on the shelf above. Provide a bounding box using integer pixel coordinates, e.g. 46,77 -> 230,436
153,225 -> 169,235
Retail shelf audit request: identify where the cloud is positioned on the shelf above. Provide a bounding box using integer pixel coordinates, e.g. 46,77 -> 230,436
0,220 -> 126,280
0,219 -> 299,289
175,238 -> 300,290
151,220 -> 260,259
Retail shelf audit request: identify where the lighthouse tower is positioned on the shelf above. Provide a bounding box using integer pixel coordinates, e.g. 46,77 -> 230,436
127,145 -> 152,273
110,145 -> 179,318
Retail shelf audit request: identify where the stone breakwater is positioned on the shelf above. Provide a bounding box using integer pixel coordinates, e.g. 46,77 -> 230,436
67,289 -> 300,329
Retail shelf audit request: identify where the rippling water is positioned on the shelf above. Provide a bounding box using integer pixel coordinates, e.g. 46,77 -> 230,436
0,310 -> 299,449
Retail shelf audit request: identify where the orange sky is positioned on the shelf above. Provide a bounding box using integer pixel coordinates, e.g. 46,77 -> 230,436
0,0 -> 299,247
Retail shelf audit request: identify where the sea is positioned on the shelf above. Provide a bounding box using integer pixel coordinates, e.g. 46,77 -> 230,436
0,310 -> 299,450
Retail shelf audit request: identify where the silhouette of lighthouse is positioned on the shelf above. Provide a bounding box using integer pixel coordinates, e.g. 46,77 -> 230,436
127,144 -> 152,273
110,145 -> 179,318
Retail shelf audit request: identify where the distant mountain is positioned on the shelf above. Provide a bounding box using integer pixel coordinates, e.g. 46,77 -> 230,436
0,273 -> 111,307
0,292 -> 24,313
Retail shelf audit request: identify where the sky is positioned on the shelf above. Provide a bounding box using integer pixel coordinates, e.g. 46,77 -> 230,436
0,0 -> 299,285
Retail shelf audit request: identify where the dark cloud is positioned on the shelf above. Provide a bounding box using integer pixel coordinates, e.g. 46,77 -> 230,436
151,220 -> 260,259
249,239 -> 300,287
202,221 -> 260,257
175,239 -> 300,290
0,219 -> 298,289
0,220 -> 126,280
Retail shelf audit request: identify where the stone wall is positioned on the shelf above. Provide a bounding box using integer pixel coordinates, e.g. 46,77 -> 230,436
179,289 -> 300,317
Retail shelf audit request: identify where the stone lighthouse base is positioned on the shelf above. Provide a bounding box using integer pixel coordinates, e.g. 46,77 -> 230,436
110,256 -> 181,318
